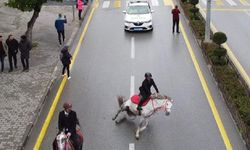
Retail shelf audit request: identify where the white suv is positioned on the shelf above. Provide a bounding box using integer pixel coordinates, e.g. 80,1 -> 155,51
123,1 -> 154,31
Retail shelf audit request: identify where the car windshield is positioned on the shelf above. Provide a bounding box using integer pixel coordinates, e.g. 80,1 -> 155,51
127,5 -> 150,14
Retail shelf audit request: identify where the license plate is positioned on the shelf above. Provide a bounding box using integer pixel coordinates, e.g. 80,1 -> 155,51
134,28 -> 142,31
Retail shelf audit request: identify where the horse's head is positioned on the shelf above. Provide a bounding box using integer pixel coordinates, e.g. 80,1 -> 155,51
56,132 -> 67,150
164,95 -> 173,116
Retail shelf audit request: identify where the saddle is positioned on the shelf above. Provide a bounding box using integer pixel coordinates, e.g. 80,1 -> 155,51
130,95 -> 151,106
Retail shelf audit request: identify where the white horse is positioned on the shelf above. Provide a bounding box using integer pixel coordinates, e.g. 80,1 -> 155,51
53,128 -> 84,150
112,93 -> 173,139
54,132 -> 74,150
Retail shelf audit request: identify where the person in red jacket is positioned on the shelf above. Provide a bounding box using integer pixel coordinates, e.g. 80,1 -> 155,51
172,5 -> 180,33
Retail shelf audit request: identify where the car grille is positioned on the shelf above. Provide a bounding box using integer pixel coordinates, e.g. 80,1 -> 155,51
133,22 -> 143,26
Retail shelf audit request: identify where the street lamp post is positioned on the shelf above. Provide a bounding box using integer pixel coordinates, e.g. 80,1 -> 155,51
205,0 -> 211,42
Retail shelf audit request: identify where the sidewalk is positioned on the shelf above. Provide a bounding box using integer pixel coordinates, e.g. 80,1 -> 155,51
0,2 -> 86,149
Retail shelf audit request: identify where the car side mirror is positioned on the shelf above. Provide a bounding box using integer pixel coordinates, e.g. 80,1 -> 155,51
151,10 -> 155,13
123,10 -> 126,14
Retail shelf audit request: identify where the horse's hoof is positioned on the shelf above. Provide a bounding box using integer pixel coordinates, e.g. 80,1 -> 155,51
136,136 -> 139,140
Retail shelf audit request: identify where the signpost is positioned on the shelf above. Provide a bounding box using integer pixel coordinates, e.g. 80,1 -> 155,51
205,0 -> 211,42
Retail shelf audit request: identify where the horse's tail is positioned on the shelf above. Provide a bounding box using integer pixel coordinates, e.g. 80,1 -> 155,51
117,96 -> 125,107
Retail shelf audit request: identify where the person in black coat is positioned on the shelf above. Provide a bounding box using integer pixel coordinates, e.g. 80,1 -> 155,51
58,102 -> 80,150
0,35 -> 7,72
6,34 -> 19,72
60,45 -> 72,79
137,72 -> 159,115
19,35 -> 32,72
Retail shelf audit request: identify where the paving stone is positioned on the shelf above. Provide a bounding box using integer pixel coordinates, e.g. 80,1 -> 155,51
0,1 -> 79,149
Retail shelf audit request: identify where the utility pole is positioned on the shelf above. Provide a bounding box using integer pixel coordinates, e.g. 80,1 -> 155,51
205,0 -> 211,42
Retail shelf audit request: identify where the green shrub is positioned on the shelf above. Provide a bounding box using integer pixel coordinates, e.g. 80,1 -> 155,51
202,42 -> 218,56
213,47 -> 227,58
239,100 -> 250,126
213,32 -> 227,47
211,56 -> 227,65
190,0 -> 199,5
189,8 -> 200,20
190,20 -> 205,39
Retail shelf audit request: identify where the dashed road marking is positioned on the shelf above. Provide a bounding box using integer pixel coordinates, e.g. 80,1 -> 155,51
163,0 -> 173,6
129,143 -> 135,150
102,1 -> 110,8
215,0 -> 224,6
131,37 -> 135,59
130,76 -> 135,97
114,0 -> 121,8
240,0 -> 250,5
201,0 -> 207,5
225,0 -> 237,6
151,0 -> 159,6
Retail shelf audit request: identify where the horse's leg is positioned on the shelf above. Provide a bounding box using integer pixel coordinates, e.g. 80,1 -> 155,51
115,111 -> 127,124
112,108 -> 122,121
135,126 -> 140,140
139,118 -> 148,132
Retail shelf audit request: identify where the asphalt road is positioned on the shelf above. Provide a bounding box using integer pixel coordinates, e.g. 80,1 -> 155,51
25,0 -> 247,150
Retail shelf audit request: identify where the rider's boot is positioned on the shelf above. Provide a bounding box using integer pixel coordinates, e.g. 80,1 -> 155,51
137,106 -> 142,115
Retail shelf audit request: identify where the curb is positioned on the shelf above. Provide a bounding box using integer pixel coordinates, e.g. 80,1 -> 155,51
20,3 -> 91,149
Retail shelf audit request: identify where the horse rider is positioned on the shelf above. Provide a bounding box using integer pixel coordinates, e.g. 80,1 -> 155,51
58,102 -> 80,150
137,72 -> 159,115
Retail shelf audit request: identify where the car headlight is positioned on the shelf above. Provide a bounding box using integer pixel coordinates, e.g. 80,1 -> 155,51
144,20 -> 152,23
125,21 -> 134,23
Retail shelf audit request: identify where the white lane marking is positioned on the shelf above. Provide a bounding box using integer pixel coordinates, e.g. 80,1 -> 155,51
151,0 -> 159,6
225,0 -> 237,6
130,76 -> 135,97
126,0 -> 129,6
129,143 -> 135,150
131,37 -> 135,59
245,10 -> 250,16
102,1 -> 110,8
202,0 -> 207,5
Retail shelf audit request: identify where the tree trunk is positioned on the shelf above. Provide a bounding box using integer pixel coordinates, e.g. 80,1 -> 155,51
25,5 -> 42,43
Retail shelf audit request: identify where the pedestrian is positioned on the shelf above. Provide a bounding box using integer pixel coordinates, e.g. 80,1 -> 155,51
19,35 -> 32,72
60,46 -> 72,80
76,0 -> 83,20
55,13 -> 67,46
172,5 -> 180,34
0,35 -> 7,72
6,34 -> 19,72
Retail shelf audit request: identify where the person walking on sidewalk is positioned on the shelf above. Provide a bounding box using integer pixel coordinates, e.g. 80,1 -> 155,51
60,46 -> 72,80
55,13 -> 67,45
172,5 -> 180,34
0,35 -> 7,72
77,0 -> 83,20
19,35 -> 32,72
6,34 -> 19,72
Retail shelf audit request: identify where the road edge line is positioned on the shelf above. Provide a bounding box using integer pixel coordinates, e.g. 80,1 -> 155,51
179,20 -> 233,150
173,1 -> 233,149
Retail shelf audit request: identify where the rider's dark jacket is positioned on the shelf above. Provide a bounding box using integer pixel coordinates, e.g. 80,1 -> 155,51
139,78 -> 159,97
58,110 -> 79,134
